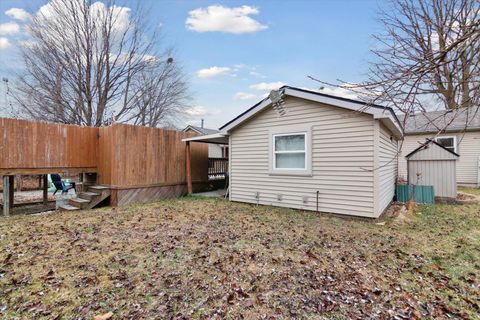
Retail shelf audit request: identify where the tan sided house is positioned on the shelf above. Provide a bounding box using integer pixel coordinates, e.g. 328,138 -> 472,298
184,86 -> 403,218
397,108 -> 480,187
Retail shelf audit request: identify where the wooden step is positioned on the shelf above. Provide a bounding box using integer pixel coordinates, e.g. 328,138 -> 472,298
69,197 -> 90,209
88,185 -> 110,190
56,185 -> 111,212
58,204 -> 80,211
78,191 -> 101,200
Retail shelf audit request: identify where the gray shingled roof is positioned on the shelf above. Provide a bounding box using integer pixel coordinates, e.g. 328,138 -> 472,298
397,107 -> 480,134
183,125 -> 219,135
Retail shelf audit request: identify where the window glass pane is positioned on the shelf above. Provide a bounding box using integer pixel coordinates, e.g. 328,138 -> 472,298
437,137 -> 454,148
275,152 -> 305,169
275,134 -> 305,151
436,137 -> 455,152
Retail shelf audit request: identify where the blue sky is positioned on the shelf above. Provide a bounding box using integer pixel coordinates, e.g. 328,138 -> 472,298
0,0 -> 385,129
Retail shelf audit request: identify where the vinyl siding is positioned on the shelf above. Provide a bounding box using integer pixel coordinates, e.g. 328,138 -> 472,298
398,132 -> 480,186
229,96 -> 377,218
208,144 -> 223,158
378,123 -> 398,214
408,160 -> 457,198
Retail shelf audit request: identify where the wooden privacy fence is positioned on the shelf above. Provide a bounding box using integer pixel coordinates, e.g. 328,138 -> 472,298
0,118 -> 98,175
0,118 -> 208,206
97,124 -> 208,205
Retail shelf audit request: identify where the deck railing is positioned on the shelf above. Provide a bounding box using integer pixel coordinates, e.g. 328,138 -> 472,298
208,158 -> 228,180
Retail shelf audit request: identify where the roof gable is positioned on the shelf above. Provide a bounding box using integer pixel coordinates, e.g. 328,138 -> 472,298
406,139 -> 459,160
183,125 -> 219,135
220,86 -> 403,138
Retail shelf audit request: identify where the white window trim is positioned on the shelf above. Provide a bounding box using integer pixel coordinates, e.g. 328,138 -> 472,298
269,125 -> 312,176
273,132 -> 307,170
435,136 -> 457,153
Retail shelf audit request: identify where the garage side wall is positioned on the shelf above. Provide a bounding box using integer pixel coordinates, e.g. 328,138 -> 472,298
377,122 -> 399,215
229,97 -> 377,218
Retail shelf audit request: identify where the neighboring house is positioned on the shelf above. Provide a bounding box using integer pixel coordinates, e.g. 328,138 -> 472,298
397,108 -> 480,187
183,125 -> 228,158
186,86 -> 403,218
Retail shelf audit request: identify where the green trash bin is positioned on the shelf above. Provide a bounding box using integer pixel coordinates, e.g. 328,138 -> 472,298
396,184 -> 434,204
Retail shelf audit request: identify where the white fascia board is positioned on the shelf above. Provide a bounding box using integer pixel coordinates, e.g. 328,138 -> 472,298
221,97 -> 271,133
221,87 -> 404,138
181,132 -> 229,144
375,114 -> 404,138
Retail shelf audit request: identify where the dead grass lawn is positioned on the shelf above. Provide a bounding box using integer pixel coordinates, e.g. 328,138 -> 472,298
0,197 -> 479,319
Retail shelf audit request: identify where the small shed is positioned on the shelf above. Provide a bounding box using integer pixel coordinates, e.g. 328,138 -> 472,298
406,139 -> 459,199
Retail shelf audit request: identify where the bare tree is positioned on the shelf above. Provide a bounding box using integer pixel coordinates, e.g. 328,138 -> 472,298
308,0 -> 479,176
310,0 -> 480,117
13,0 -> 188,127
125,56 -> 190,127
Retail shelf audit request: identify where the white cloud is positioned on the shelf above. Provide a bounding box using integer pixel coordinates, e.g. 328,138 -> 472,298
250,82 -> 286,91
186,5 -> 267,34
301,85 -> 359,100
320,87 -> 358,100
5,8 -> 32,21
196,66 -> 230,78
0,37 -> 11,49
185,106 -> 208,116
0,22 -> 20,35
233,92 -> 258,100
233,63 -> 247,70
185,105 -> 221,117
249,71 -> 266,78
36,0 -> 131,45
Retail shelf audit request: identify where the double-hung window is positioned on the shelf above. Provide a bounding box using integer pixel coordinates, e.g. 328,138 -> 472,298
273,133 -> 307,170
435,136 -> 457,153
269,128 -> 311,176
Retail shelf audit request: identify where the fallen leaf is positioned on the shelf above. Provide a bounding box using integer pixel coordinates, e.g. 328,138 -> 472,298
94,312 -> 113,320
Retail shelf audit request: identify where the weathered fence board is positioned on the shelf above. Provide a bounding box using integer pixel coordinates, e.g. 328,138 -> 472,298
97,123 -> 208,187
0,118 -> 98,174
1,118 -> 208,208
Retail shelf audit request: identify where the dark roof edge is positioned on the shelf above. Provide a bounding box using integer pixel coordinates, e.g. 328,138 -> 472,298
182,125 -> 202,134
183,125 -> 219,134
219,97 -> 269,130
219,85 -> 403,131
404,126 -> 480,135
405,138 -> 460,158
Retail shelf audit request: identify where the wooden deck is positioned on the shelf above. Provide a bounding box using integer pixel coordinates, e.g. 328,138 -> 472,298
1,118 -> 209,215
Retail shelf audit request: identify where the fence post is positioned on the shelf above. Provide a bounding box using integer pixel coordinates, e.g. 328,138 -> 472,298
8,176 -> 14,209
43,174 -> 48,205
3,176 -> 10,216
186,142 -> 193,194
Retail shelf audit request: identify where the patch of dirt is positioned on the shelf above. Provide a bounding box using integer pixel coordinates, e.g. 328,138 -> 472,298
0,198 -> 478,319
0,174 -> 80,192
457,192 -> 476,201
0,190 -> 56,205
457,192 -> 480,204
0,176 -> 43,192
